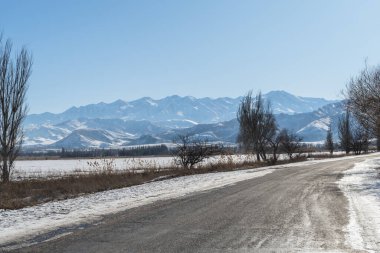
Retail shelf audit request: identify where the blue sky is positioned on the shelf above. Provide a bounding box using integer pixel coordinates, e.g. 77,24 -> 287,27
1,0 -> 380,114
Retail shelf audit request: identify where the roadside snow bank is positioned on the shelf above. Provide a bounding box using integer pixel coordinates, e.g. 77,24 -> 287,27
0,166 -> 274,246
339,158 -> 380,252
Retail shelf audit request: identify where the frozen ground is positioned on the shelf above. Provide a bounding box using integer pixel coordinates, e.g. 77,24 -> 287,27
339,158 -> 380,252
12,151 -> 344,180
13,156 -> 175,179
12,154 -> 258,179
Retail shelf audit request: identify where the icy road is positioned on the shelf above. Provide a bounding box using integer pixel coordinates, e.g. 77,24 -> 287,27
3,154 -> 380,252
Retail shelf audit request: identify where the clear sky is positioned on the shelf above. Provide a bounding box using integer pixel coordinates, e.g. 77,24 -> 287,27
1,0 -> 380,114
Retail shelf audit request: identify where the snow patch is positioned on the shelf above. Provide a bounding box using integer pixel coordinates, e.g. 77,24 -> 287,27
145,99 -> 158,107
339,158 -> 380,252
297,117 -> 330,133
183,119 -> 198,125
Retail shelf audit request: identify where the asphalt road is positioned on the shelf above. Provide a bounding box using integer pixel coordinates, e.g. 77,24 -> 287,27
11,157 -> 370,252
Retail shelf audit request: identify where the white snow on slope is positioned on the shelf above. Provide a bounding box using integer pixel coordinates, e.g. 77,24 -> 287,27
339,158 -> 380,252
297,117 -> 330,133
145,98 -> 158,107
0,167 -> 274,246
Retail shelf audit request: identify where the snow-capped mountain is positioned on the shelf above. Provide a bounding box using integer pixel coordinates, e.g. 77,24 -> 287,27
263,91 -> 338,114
26,91 -> 337,126
24,119 -> 166,148
154,101 -> 345,144
276,101 -> 345,141
23,91 -> 342,149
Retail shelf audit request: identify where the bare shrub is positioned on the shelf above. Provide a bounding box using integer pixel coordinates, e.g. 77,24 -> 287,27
279,129 -> 303,159
325,124 -> 334,155
351,122 -> 369,155
173,134 -> 221,169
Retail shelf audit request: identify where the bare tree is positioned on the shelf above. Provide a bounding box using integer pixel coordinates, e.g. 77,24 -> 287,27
325,124 -> 334,155
267,130 -> 281,164
0,36 -> 32,182
345,63 -> 380,149
237,91 -> 277,162
279,129 -> 302,160
338,110 -> 352,154
237,91 -> 256,156
173,134 -> 216,169
351,122 -> 369,155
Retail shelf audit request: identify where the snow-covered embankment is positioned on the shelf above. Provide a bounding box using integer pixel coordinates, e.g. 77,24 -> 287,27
339,158 -> 380,252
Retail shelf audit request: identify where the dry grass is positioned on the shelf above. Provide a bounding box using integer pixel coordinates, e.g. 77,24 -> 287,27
0,170 -> 174,210
0,155 -> 309,210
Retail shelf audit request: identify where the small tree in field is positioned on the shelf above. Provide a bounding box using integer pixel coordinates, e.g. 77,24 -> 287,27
338,110 -> 352,154
351,122 -> 369,155
173,134 -> 216,169
0,36 -> 32,182
279,129 -> 302,160
325,124 -> 334,155
237,91 -> 277,162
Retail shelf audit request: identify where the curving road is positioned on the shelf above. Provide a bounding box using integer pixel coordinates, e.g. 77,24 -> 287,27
9,156 -> 372,252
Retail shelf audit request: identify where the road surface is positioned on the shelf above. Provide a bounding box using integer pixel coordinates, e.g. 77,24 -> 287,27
8,157 -> 373,252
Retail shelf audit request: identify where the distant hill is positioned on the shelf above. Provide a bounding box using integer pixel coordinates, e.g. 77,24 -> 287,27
23,91 -> 342,149
26,90 -> 337,125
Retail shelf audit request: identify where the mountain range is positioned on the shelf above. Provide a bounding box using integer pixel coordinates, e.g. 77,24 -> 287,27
23,90 -> 343,149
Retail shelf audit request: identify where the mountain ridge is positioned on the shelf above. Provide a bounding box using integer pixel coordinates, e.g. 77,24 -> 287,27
26,90 -> 338,127
23,91 -> 343,149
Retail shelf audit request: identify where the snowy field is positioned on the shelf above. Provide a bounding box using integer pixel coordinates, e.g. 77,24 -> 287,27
12,151 -> 345,180
13,156 -> 175,179
12,154 -> 259,180
339,158 -> 380,252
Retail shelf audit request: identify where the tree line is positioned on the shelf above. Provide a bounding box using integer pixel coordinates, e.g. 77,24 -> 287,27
345,63 -> 380,152
236,91 -> 303,164
61,145 -> 171,158
20,145 -> 172,158
325,63 -> 380,156
237,61 -> 380,163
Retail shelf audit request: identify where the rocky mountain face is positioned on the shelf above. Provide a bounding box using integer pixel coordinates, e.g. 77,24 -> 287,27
23,91 -> 342,149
